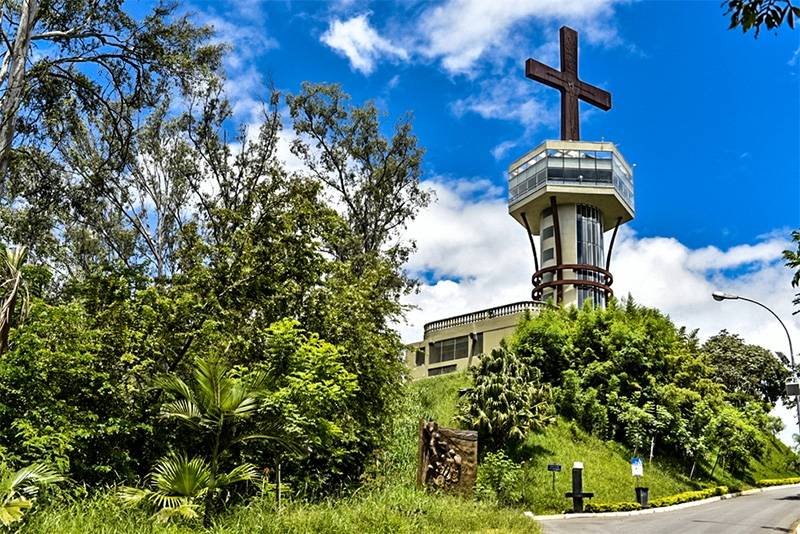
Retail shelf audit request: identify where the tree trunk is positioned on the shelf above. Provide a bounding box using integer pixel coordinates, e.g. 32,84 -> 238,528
710,448 -> 722,478
0,0 -> 38,178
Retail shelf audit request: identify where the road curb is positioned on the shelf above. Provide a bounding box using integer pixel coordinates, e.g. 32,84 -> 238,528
527,483 -> 800,523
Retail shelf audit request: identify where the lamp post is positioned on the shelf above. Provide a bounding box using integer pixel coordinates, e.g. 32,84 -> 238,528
711,291 -> 800,438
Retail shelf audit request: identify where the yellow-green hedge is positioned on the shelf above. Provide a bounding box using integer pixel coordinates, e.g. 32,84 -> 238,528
755,477 -> 800,487
649,486 -> 728,508
583,501 -> 642,513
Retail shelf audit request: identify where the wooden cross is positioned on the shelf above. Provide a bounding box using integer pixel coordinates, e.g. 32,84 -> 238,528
525,26 -> 611,141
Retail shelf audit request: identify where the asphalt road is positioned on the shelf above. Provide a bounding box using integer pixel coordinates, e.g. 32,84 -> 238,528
537,485 -> 800,534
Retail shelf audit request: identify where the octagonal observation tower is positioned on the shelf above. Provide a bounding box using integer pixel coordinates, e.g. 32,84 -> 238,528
508,140 -> 634,307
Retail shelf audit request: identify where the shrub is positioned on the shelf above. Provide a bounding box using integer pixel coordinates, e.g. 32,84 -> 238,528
649,486 -> 727,508
475,451 -> 523,506
755,477 -> 800,487
584,501 -> 642,513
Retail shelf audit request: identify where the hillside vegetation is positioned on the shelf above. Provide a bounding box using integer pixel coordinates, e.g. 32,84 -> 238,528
413,366 -> 799,514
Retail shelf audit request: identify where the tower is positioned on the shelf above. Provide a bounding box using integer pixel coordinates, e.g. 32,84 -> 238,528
508,27 -> 634,308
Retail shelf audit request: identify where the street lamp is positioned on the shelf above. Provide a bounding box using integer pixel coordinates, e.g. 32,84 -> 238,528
712,291 -> 800,437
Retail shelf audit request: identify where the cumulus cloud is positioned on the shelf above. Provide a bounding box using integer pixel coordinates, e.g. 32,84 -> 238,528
414,0 -> 623,75
321,14 -> 409,75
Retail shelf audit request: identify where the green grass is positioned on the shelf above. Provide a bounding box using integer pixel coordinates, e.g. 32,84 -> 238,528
22,485 -> 542,534
518,420 -> 696,513
408,371 -> 800,515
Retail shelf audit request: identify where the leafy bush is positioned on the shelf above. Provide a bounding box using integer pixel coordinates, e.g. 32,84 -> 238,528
755,477 -> 800,487
584,501 -> 642,513
649,486 -> 727,508
475,451 -> 523,506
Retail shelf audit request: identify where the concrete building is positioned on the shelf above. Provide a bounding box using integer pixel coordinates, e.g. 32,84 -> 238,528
508,139 -> 635,308
405,301 -> 543,381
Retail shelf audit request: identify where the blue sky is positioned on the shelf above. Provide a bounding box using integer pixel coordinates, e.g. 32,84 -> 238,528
195,0 -> 800,250
179,0 -> 800,440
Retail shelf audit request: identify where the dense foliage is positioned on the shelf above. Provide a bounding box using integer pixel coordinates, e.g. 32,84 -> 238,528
723,0 -> 800,36
456,297 -> 792,481
785,229 -> 800,314
0,2 -> 429,509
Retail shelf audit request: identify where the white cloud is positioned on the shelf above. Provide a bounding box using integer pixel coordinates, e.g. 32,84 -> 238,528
321,14 -> 409,75
414,0 -> 623,75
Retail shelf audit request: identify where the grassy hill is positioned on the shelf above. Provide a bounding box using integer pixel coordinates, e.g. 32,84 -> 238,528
411,370 -> 800,514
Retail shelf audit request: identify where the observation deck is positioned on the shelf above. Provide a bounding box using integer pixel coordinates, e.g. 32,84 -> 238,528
508,140 -> 635,233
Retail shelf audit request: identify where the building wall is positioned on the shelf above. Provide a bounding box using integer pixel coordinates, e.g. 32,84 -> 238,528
405,302 -> 543,380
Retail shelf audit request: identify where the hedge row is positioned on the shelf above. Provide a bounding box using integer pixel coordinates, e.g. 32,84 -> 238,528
755,477 -> 800,487
583,501 -> 642,513
649,486 -> 728,508
581,486 -> 729,514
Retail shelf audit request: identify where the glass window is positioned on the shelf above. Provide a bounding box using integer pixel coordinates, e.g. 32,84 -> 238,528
542,248 -> 554,262
415,349 -> 425,366
473,332 -> 483,357
428,365 -> 457,377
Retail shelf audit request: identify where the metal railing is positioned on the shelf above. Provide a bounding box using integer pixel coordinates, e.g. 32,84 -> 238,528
423,301 -> 544,334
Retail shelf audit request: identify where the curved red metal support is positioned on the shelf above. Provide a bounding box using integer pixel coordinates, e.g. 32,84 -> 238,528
531,263 -> 613,301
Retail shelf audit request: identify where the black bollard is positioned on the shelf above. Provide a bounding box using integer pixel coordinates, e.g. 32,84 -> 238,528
565,462 -> 594,513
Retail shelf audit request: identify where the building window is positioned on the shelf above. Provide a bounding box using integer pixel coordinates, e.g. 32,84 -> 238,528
471,332 -> 483,357
415,349 -> 425,366
542,248 -> 554,263
429,334 -> 472,364
428,365 -> 457,377
542,226 -> 554,240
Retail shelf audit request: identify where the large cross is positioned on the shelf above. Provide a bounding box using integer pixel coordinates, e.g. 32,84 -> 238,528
526,26 -> 611,141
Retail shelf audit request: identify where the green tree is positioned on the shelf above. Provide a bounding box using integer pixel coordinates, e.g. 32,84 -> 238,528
0,298 -> 136,478
0,0 -> 224,267
254,319 -> 358,495
286,82 -> 431,484
0,244 -> 29,354
155,355 -> 297,528
724,0 -> 800,36
702,330 -> 788,406
784,229 -> 800,314
456,346 -> 554,451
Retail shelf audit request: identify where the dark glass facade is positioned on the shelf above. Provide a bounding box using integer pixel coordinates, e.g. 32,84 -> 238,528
576,204 -> 605,307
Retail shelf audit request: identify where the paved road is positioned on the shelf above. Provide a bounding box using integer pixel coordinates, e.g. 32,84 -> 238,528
537,485 -> 800,534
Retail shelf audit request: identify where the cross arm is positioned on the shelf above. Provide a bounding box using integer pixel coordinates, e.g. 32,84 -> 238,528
525,58 -> 565,91
577,80 -> 611,111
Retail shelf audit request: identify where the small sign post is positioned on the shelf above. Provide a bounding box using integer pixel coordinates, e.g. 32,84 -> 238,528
547,463 -> 562,492
632,457 -> 649,508
631,457 -> 643,486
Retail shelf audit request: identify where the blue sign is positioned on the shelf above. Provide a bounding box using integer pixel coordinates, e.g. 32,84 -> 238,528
631,457 -> 643,477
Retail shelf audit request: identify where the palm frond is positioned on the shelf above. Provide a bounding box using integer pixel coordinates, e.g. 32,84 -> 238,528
0,463 -> 62,527
0,496 -> 32,527
216,463 -> 259,486
150,452 -> 211,498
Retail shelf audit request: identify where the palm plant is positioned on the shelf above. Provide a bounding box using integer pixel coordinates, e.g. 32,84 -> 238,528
0,463 -> 63,527
119,452 -> 258,523
148,355 -> 299,527
0,244 -> 30,354
456,346 -> 554,451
